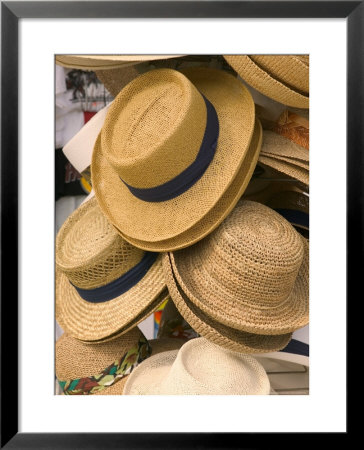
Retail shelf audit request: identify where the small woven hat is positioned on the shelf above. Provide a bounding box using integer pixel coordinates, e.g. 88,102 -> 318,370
163,252 -> 293,353
115,118 -> 262,251
167,200 -> 309,336
92,67 -> 258,248
55,54 -> 184,70
55,196 -> 166,341
56,327 -> 185,395
123,337 -> 271,395
223,55 -> 309,109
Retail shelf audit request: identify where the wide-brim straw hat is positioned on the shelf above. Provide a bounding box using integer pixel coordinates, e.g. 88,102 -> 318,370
167,200 -> 309,336
55,54 -> 184,70
114,118 -> 262,251
259,155 -> 309,186
223,55 -> 309,109
56,326 -> 186,395
92,67 -> 258,248
123,337 -> 271,395
162,252 -> 293,353
55,197 -> 166,341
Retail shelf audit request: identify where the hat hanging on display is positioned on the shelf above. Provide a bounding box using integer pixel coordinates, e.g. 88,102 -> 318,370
115,118 -> 262,251
259,155 -> 309,186
165,200 -> 309,336
92,67 -> 261,250
223,55 -> 309,109
56,327 -> 185,395
55,54 -> 185,70
162,252 -> 293,353
55,196 -> 166,342
95,66 -> 141,98
123,337 -> 271,395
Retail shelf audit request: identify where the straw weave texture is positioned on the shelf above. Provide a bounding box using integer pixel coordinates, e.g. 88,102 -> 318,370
261,153 -> 309,170
261,130 -> 309,162
123,338 -> 271,395
92,67 -> 256,243
169,201 -> 309,335
56,197 -> 144,289
259,156 -> 309,186
117,118 -> 262,251
250,55 -> 309,94
55,55 -> 183,70
162,253 -> 292,353
224,55 -> 309,108
95,66 -> 141,98
55,198 -> 166,341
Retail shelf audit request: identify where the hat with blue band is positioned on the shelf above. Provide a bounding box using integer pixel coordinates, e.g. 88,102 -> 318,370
92,67 -> 258,250
55,196 -> 167,342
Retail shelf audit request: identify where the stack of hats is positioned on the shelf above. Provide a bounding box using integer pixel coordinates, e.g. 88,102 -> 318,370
55,54 -> 310,395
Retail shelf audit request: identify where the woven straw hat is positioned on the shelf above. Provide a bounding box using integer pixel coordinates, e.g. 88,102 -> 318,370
123,337 -> 271,395
162,252 -> 293,353
114,118 -> 262,251
92,67 -> 258,248
167,200 -> 309,336
56,327 -> 185,395
55,55 -> 184,70
223,55 -> 309,109
55,196 -> 166,341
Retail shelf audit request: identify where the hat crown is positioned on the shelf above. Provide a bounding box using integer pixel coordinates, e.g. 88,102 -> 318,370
200,200 -> 304,307
101,68 -> 208,189
158,338 -> 270,394
56,327 -> 144,380
56,198 -> 144,289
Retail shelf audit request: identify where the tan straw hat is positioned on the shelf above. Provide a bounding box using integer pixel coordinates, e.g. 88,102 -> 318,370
55,54 -> 184,70
92,67 -> 259,248
114,118 -> 262,251
223,55 -> 309,109
123,337 -> 271,395
55,196 -> 166,342
162,252 -> 293,353
167,200 -> 309,336
56,327 -> 185,395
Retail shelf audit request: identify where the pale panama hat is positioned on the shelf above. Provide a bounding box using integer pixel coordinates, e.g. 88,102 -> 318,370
223,55 -> 309,109
123,337 -> 271,395
165,200 -> 309,338
55,54 -> 185,70
91,67 -> 261,250
55,196 -> 167,342
56,326 -> 186,395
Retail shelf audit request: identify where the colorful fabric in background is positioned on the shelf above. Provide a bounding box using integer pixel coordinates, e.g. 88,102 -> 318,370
59,337 -> 151,395
153,298 -> 169,338
157,298 -> 199,341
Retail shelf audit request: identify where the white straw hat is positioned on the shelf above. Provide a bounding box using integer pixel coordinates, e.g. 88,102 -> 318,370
123,337 -> 271,395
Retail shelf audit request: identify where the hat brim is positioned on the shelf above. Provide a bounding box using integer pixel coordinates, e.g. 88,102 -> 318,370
169,236 -> 309,336
260,130 -> 309,162
113,118 -> 262,251
259,156 -> 309,186
224,55 -> 309,109
56,55 -> 184,70
162,253 -> 293,353
55,255 -> 166,341
92,67 -> 256,242
95,338 -> 186,395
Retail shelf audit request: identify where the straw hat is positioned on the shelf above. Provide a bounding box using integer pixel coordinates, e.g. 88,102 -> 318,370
166,200 -> 309,336
95,66 -> 141,98
55,196 -> 166,341
92,67 -> 260,249
56,327 -> 185,395
123,337 -> 271,395
163,252 -> 293,353
55,55 -> 184,70
114,118 -> 262,251
223,55 -> 309,108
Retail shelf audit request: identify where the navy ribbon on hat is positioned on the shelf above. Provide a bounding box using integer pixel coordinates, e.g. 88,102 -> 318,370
120,94 -> 219,203
280,339 -> 309,357
71,252 -> 158,303
274,209 -> 309,229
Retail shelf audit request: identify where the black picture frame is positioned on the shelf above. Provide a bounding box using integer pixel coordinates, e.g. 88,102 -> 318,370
1,1 -> 359,447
